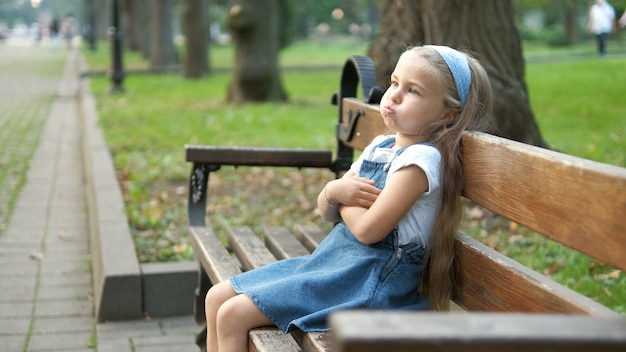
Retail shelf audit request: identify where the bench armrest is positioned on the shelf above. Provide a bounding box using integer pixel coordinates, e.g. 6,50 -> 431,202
185,145 -> 334,227
329,311 -> 626,352
185,145 -> 333,168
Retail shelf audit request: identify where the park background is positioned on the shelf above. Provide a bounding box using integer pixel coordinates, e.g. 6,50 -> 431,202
1,0 -> 625,315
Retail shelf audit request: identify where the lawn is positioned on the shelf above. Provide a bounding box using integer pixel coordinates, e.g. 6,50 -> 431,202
85,39 -> 626,314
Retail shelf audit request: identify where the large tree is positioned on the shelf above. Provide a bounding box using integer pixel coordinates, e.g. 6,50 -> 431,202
149,0 -> 179,69
368,0 -> 547,147
183,0 -> 210,78
226,0 -> 287,102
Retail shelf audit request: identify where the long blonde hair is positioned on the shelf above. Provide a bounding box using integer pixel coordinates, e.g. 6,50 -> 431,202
409,46 -> 493,310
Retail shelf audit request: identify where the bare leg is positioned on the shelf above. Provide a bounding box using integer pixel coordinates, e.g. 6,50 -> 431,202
205,281 -> 238,352
216,293 -> 273,352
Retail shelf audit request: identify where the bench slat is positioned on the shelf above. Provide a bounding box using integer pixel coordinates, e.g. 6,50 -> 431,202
228,226 -> 277,271
248,327 -> 297,352
294,224 -> 327,252
461,131 -> 626,272
189,226 -> 242,283
329,311 -> 626,352
454,234 -> 618,317
185,145 -> 333,168
263,226 -> 311,259
292,331 -> 332,352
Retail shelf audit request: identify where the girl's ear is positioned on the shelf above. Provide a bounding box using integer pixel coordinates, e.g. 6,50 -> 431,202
440,109 -> 457,122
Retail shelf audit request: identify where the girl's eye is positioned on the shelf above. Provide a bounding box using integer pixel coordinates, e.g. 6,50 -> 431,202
408,88 -> 418,95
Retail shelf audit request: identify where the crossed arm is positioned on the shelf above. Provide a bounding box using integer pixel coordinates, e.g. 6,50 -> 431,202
317,166 -> 429,244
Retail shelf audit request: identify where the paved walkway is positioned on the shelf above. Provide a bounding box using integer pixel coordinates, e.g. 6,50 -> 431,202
0,42 -> 198,351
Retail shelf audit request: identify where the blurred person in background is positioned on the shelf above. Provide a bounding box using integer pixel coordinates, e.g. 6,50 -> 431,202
587,0 -> 616,57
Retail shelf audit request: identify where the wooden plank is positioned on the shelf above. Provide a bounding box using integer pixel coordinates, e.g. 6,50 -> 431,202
228,226 -> 277,271
185,145 -> 333,168
453,234 -> 618,317
293,224 -> 326,252
263,226 -> 310,260
292,331 -> 332,352
461,131 -> 626,272
249,327 -> 297,352
189,226 -> 241,283
329,311 -> 626,352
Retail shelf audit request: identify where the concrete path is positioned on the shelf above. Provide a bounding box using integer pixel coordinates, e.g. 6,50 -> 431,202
0,42 -> 198,352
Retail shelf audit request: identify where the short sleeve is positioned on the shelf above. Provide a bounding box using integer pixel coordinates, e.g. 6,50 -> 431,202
387,144 -> 441,195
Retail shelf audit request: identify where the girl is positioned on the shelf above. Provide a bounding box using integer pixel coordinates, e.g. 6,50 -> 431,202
205,44 -> 493,352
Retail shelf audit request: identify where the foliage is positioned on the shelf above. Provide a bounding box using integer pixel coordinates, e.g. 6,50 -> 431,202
86,40 -> 625,314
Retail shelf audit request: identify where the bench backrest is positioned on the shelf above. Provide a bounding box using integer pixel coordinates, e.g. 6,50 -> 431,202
336,96 -> 626,317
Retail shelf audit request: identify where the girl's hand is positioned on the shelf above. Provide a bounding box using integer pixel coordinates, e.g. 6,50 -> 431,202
331,175 -> 381,209
318,171 -> 381,223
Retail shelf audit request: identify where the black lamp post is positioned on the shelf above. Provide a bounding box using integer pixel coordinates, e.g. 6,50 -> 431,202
109,0 -> 125,93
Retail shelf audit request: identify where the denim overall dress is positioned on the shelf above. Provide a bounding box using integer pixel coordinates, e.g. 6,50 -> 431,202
231,138 -> 430,333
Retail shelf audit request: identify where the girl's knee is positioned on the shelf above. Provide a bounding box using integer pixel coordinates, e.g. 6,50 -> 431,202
215,299 -> 238,331
216,295 -> 271,334
205,281 -> 236,315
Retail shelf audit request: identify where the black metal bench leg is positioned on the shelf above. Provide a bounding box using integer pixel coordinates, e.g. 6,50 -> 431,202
194,263 -> 211,350
195,325 -> 207,352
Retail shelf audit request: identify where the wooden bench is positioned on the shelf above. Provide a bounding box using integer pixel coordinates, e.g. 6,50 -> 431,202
185,56 -> 626,351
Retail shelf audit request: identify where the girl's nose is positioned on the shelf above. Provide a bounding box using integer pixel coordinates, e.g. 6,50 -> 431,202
389,88 -> 402,103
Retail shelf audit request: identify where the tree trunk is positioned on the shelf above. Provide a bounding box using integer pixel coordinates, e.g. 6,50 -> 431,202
149,0 -> 179,69
368,0 -> 547,147
183,0 -> 210,78
138,0 -> 151,59
227,0 -> 287,102
564,0 -> 578,45
123,0 -> 141,52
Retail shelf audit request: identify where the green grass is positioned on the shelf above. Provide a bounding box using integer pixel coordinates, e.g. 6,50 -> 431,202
527,58 -> 626,166
87,40 -> 625,314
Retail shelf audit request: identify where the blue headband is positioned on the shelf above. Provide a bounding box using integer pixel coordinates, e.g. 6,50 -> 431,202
424,45 -> 471,107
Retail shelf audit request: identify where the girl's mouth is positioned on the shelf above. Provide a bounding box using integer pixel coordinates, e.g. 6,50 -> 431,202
382,105 -> 395,116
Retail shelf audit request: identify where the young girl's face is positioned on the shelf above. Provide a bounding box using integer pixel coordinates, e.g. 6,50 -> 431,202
380,50 -> 450,142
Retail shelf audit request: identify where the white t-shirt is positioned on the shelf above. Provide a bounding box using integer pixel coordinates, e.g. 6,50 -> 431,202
350,135 -> 442,246
589,2 -> 615,34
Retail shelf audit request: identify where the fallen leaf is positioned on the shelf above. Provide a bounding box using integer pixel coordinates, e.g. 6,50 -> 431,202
58,230 -> 70,240
609,270 -> 621,279
29,251 -> 44,261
